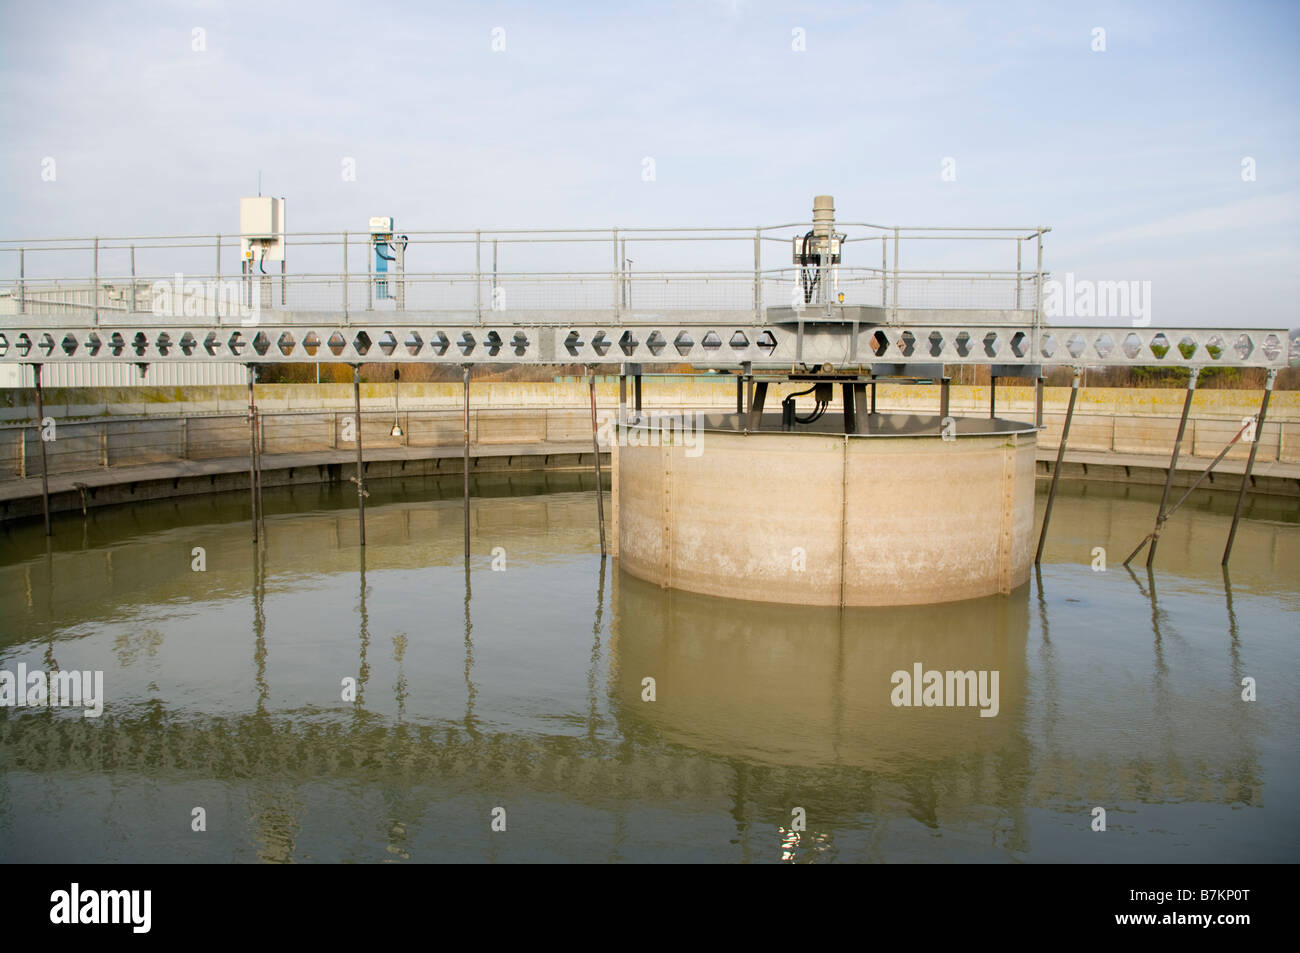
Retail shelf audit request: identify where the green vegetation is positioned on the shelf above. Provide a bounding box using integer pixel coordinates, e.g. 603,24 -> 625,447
959,364 -> 1296,390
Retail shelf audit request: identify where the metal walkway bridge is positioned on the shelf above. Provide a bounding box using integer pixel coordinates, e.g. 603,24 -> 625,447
2,219 -> 1293,372
1,203 -> 1292,572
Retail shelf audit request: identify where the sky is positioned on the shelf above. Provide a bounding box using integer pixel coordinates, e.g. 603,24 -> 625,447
1,0 -> 1297,327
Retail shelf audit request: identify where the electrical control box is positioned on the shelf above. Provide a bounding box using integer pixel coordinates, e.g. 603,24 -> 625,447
793,234 -> 841,265
369,216 -> 395,237
240,197 -> 285,261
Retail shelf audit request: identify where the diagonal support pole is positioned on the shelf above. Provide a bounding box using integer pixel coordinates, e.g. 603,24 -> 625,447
1035,367 -> 1079,564
1144,367 -> 1198,568
1223,368 -> 1277,565
1124,368 -> 1200,567
1124,415 -> 1252,566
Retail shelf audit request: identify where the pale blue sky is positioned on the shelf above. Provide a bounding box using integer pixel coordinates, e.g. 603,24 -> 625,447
1,0 -> 1296,326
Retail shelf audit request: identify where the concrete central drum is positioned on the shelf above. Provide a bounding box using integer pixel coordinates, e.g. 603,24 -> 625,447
611,412 -> 1040,607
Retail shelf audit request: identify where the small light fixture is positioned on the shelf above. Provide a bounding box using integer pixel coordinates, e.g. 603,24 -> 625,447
390,368 -> 403,437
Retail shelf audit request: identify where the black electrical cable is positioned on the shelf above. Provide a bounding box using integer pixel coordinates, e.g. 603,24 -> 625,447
782,384 -> 828,425
795,400 -> 827,424
799,230 -> 821,304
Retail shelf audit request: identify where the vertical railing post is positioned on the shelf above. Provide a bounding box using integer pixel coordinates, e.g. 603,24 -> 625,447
280,225 -> 287,309
1223,368 -> 1277,565
92,237 -> 99,326
342,230 -> 349,319
880,235 -> 887,307
130,245 -> 136,312
1016,237 -> 1022,310
214,234 -> 221,318
612,228 -> 620,320
394,235 -> 403,310
475,230 -> 482,323
891,226 -> 900,323
624,236 -> 634,308
753,227 -> 761,322
1035,229 -> 1044,335
18,248 -> 24,315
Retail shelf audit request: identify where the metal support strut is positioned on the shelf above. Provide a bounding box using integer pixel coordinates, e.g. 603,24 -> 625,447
255,396 -> 265,539
1125,415 -> 1255,567
1035,367 -> 1080,564
352,364 -> 366,547
246,364 -> 261,543
1125,367 -> 1199,568
463,364 -> 471,559
1223,368 -> 1277,565
33,363 -> 51,536
589,368 -> 607,558
249,365 -> 265,540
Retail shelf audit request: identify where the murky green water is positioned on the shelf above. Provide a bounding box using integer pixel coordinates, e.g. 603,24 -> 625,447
1,473 -> 1297,863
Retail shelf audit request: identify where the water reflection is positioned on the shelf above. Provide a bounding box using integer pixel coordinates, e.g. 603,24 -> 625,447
355,549 -> 371,713
611,572 -> 1030,770
246,540 -> 300,863
0,475 -> 1294,862
463,559 -> 477,738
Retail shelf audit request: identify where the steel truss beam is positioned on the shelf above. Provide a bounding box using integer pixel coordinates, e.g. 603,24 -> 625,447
0,315 -> 1293,369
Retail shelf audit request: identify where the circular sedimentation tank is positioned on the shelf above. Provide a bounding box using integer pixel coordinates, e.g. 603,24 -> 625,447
613,411 -> 1040,607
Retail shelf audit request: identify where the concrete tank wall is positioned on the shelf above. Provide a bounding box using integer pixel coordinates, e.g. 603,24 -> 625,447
614,428 -> 1039,607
